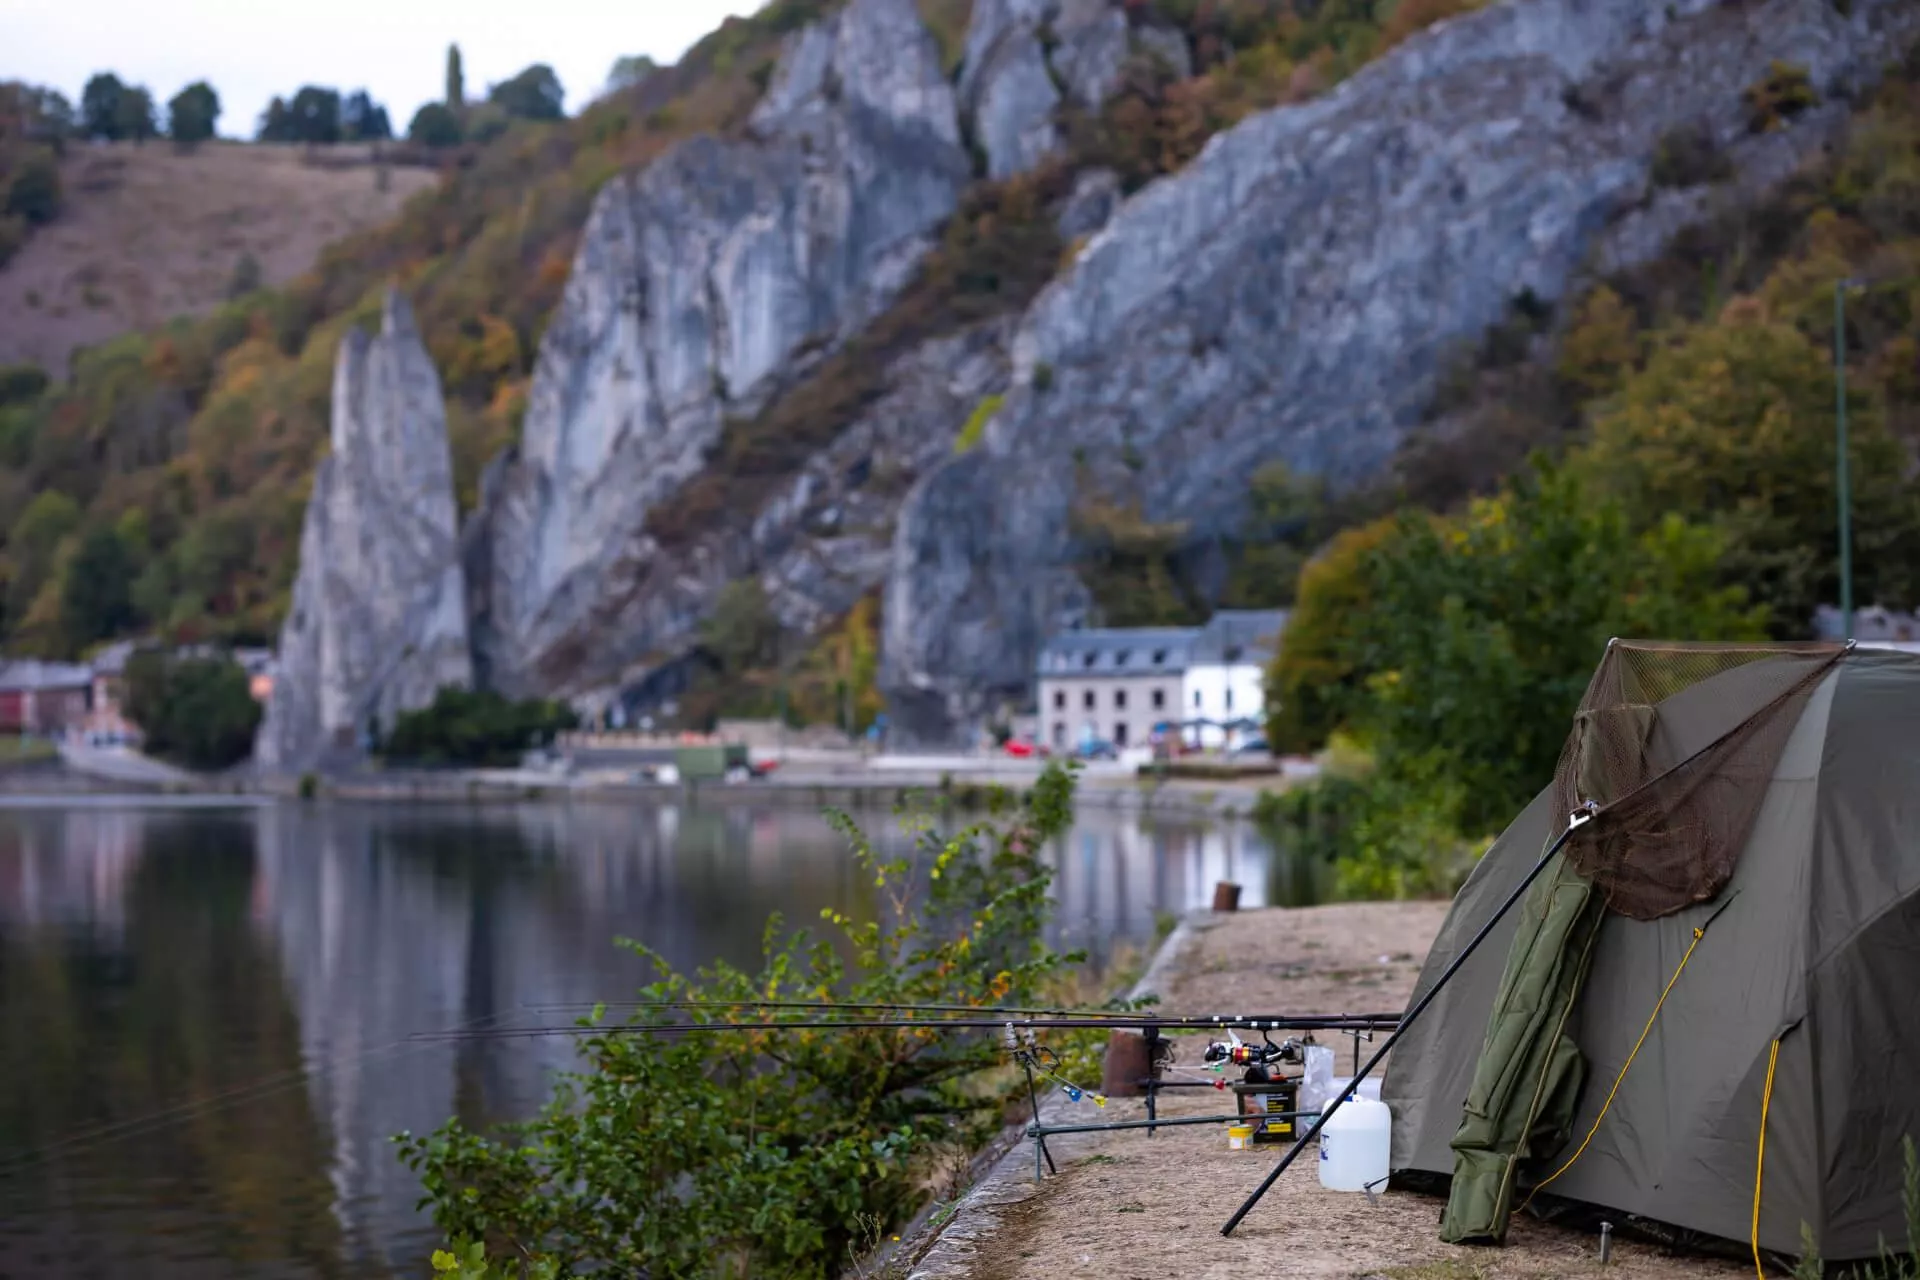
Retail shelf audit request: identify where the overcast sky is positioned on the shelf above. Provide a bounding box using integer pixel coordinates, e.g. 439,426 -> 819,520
2,0 -> 766,137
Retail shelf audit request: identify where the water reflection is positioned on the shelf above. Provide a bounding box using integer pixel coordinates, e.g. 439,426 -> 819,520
0,796 -> 1302,1278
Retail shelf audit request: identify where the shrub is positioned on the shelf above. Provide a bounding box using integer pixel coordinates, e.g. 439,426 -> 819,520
1650,123 -> 1734,190
396,763 -> 1124,1276
124,649 -> 263,771
953,393 -> 1003,454
1745,61 -> 1818,133
380,686 -> 579,767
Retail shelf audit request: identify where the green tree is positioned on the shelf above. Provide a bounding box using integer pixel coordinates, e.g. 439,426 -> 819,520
80,72 -> 126,139
114,85 -> 157,144
0,363 -> 48,405
287,86 -> 341,143
700,578 -> 781,675
381,687 -> 578,766
407,102 -> 463,148
1353,456 -> 1766,834
125,650 -> 262,770
340,89 -> 391,141
1583,313 -> 1920,635
605,54 -> 659,94
1265,517 -> 1399,754
256,95 -> 292,141
4,150 -> 60,225
166,80 -> 220,143
445,44 -> 465,112
6,490 -> 81,626
59,525 -> 136,649
487,64 -> 565,121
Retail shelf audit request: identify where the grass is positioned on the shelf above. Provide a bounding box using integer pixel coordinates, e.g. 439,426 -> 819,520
0,737 -> 56,764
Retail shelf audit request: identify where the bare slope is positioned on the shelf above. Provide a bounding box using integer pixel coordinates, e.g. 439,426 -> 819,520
0,142 -> 437,375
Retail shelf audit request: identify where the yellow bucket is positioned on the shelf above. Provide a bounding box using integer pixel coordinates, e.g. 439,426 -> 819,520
1227,1123 -> 1255,1151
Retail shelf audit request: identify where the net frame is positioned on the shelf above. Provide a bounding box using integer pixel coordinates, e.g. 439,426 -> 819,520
1550,639 -> 1846,921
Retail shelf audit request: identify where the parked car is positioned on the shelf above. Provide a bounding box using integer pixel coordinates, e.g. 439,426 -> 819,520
1076,738 -> 1118,760
1229,736 -> 1271,759
1003,737 -> 1050,758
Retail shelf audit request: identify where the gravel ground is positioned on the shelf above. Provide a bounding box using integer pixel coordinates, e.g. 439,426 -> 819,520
951,903 -> 1751,1280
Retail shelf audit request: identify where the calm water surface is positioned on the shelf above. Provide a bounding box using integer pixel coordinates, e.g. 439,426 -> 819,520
0,795 -> 1310,1278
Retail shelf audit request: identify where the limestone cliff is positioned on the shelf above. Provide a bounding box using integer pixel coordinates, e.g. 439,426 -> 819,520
471,0 -> 973,697
881,0 -> 1920,738
257,290 -> 472,772
957,0 -> 1146,178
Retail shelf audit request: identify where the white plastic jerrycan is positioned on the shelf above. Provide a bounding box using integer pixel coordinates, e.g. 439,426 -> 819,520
1317,1092 -> 1391,1192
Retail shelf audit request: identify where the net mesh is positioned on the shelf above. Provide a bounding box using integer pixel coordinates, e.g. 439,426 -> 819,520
1551,640 -> 1846,921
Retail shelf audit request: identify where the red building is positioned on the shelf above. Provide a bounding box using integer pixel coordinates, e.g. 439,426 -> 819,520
0,660 -> 95,736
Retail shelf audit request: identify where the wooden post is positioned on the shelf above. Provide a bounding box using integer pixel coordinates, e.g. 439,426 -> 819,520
1212,881 -> 1242,913
1100,1029 -> 1150,1097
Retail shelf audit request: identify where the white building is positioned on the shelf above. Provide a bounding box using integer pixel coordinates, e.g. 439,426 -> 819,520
1034,610 -> 1287,752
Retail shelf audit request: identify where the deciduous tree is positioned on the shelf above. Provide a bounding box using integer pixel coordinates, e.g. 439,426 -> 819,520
166,80 -> 221,143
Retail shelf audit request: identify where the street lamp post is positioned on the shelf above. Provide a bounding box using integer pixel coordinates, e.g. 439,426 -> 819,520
1836,279 -> 1854,642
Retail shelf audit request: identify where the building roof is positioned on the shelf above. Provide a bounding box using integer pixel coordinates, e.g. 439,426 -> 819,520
0,659 -> 94,692
1036,626 -> 1201,677
1035,611 -> 1290,678
89,639 -> 140,676
1191,610 -> 1288,666
1814,604 -> 1920,643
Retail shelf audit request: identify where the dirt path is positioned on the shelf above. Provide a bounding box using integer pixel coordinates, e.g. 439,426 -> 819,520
953,903 -> 1749,1280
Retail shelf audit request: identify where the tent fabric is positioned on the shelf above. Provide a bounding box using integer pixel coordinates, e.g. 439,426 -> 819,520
1384,646 -> 1920,1263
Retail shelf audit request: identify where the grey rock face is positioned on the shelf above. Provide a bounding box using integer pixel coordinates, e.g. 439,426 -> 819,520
883,0 -> 1920,739
1055,167 -> 1122,240
474,0 -> 970,697
258,289 -> 472,772
958,0 -> 1132,179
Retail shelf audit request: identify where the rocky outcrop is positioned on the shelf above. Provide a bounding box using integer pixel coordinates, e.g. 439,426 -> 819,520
472,0 -> 971,697
957,0 -> 1155,179
257,289 -> 471,772
882,0 -> 1920,739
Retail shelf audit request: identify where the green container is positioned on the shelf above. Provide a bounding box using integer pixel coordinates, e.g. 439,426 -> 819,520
674,744 -> 748,780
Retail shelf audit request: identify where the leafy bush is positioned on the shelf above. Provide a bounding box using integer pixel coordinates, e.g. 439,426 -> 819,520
953,393 -> 1003,454
1650,123 -> 1734,190
396,763 -> 1122,1277
1745,60 -> 1818,133
124,649 -> 264,771
380,686 -> 578,767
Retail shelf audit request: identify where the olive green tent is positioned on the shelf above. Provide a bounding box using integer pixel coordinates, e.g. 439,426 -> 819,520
1383,641 -> 1920,1267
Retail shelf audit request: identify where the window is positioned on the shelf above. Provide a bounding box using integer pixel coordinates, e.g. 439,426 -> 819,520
1115,689 -> 1128,710
1152,689 -> 1165,710
1114,722 -> 1129,746
1084,690 -> 1095,710
1053,690 -> 1065,710
1193,689 -> 1202,708
1053,722 -> 1065,748
1226,688 -> 1234,711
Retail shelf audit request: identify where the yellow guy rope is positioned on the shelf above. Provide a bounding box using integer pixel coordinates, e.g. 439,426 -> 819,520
1753,1036 -> 1782,1279
1520,924 -> 1708,1212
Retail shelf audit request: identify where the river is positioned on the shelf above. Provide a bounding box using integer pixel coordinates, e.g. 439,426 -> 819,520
0,792 -> 1312,1278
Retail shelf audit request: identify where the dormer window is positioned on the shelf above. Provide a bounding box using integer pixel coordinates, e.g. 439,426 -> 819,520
1083,652 -> 1097,670
1151,649 -> 1166,665
1225,645 -> 1243,663
1115,650 -> 1130,667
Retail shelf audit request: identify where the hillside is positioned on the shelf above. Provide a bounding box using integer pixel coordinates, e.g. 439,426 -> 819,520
3,0 -> 1920,764
0,142 -> 439,375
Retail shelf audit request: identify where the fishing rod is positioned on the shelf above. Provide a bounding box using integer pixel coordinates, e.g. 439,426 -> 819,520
410,1011 -> 1403,1043
521,998 -> 1159,1018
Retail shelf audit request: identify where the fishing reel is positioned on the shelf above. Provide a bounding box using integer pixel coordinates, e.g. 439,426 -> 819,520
1203,1031 -> 1306,1068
